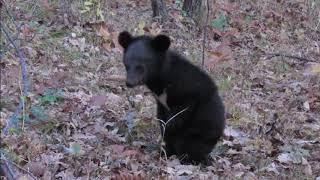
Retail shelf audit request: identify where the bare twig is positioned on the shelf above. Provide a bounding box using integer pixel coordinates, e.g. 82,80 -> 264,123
1,24 -> 29,133
165,107 -> 189,126
264,53 -> 317,62
156,106 -> 189,137
156,107 -> 189,159
0,157 -> 15,180
19,81 -> 26,132
104,75 -> 126,82
178,154 -> 188,162
1,1 -> 21,33
159,146 -> 168,162
201,0 -> 210,69
1,158 -> 37,180
1,5 -> 32,179
265,113 -> 279,135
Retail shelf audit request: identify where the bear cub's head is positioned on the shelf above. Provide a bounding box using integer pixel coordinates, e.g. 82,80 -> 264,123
118,31 -> 171,88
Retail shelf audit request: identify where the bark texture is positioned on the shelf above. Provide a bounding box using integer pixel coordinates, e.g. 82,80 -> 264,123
183,0 -> 207,25
151,0 -> 168,17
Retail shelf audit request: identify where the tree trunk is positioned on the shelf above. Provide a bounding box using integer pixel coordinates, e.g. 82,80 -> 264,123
151,0 -> 168,17
182,0 -> 207,25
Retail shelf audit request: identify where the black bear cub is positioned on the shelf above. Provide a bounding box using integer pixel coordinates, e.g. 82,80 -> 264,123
118,31 -> 225,165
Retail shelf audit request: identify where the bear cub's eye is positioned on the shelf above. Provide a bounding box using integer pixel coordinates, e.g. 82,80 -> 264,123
125,65 -> 130,71
135,65 -> 144,73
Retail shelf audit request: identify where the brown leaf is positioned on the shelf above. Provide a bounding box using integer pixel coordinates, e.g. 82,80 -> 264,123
43,170 -> 52,180
61,102 -> 73,113
41,0 -> 54,11
98,23 -> 111,40
223,28 -> 239,38
111,172 -> 144,180
302,158 -> 313,176
110,31 -> 122,51
110,144 -> 125,154
104,93 -> 124,110
211,28 -> 223,37
205,43 -> 233,69
17,175 -> 31,180
122,149 -> 139,157
90,95 -> 107,106
102,42 -> 113,52
21,24 -> 33,37
100,30 -> 121,52
150,22 -> 162,35
24,162 -> 46,177
219,2 -> 238,13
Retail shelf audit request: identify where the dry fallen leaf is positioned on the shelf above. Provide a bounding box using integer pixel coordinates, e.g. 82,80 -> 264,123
311,64 -> 320,74
223,126 -> 243,137
265,163 -> 280,175
21,24 -> 33,37
90,95 -> 107,106
150,22 -> 162,35
68,37 -> 86,52
25,162 -> 46,177
17,175 -> 31,180
97,23 -> 111,40
112,172 -> 144,180
94,23 -> 122,52
41,0 -> 54,11
205,43 -> 233,69
121,149 -> 139,157
302,158 -> 313,176
110,144 -> 125,154
137,21 -> 146,35
303,101 -> 310,111
219,2 -> 239,13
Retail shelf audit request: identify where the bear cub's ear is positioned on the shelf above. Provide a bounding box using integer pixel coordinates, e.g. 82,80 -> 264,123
151,35 -> 171,52
118,31 -> 133,49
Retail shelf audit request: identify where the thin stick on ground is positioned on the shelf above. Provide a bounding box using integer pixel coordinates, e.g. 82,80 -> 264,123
201,0 -> 210,69
2,158 -> 37,180
156,107 -> 189,160
20,83 -> 26,132
156,107 -> 189,138
104,75 -> 126,82
159,146 -> 168,162
0,158 -> 15,180
264,53 -> 317,62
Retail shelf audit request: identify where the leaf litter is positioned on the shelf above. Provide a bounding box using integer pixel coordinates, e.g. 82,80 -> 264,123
1,0 -> 320,179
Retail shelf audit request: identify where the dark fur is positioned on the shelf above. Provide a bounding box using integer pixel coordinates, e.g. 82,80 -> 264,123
118,31 -> 225,164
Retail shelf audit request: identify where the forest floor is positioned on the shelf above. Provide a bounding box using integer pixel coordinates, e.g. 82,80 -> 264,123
1,0 -> 320,179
